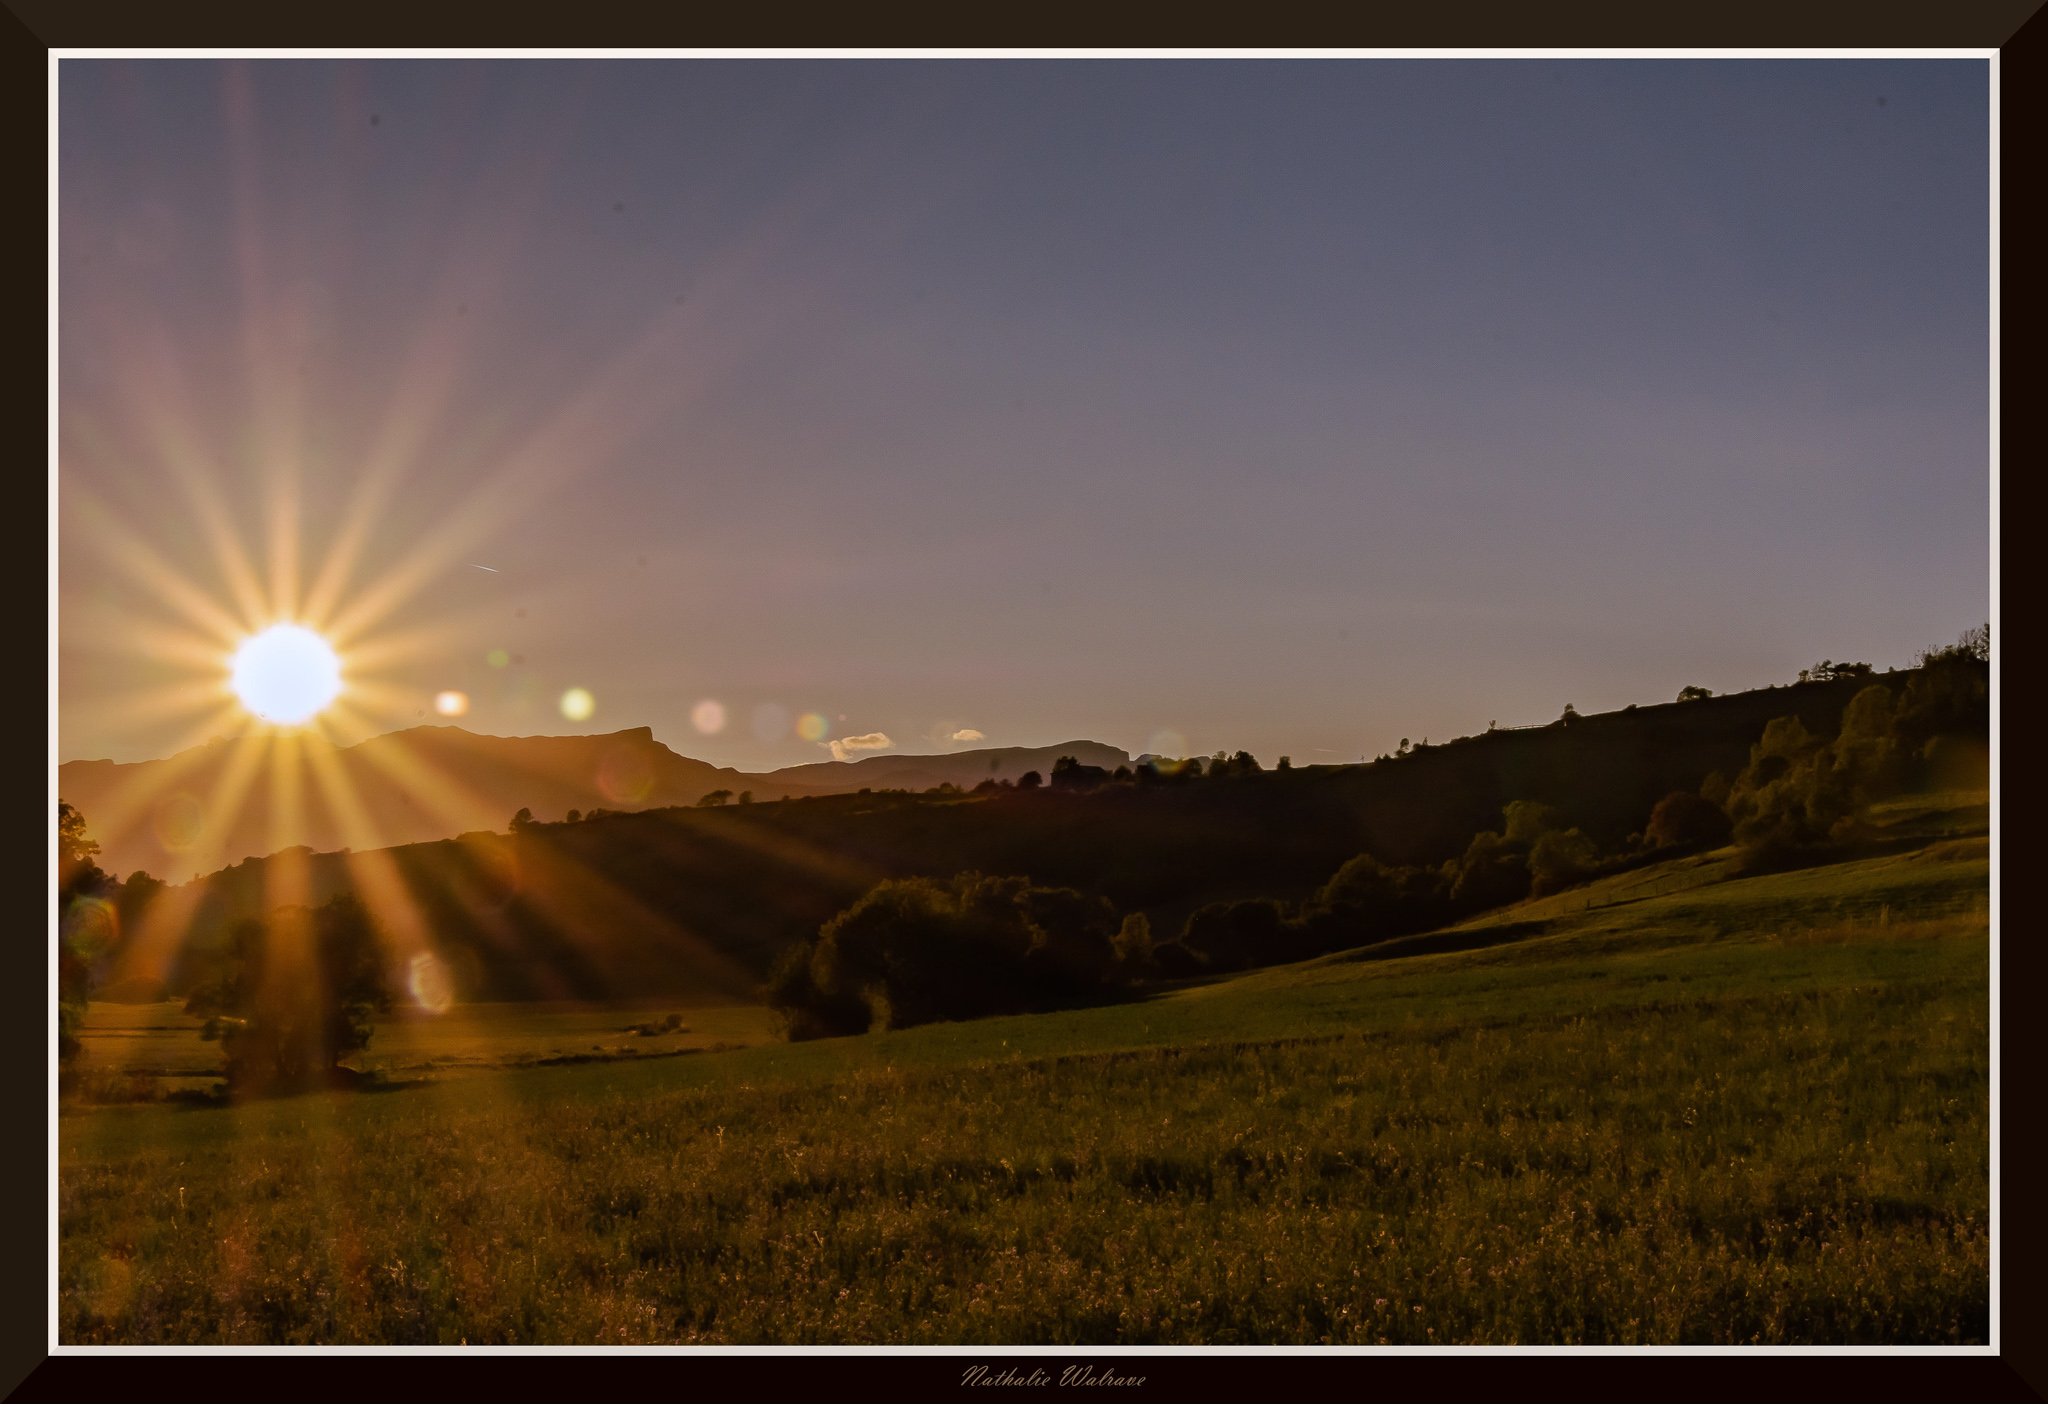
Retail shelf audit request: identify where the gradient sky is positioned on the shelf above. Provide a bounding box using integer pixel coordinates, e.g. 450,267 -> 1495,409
59,58 -> 1992,771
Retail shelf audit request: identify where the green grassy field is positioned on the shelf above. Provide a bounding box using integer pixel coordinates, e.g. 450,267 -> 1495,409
75,999 -> 778,1097
58,817 -> 1990,1345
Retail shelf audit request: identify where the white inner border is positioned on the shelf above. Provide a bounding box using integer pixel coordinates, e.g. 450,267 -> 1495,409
48,46 -> 1998,1367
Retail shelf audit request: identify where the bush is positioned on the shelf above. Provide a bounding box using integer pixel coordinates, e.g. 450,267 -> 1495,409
1303,854 -> 1455,948
773,873 -> 1123,1037
1447,830 -> 1531,910
763,940 -> 870,1042
1527,828 -> 1599,897
1109,913 -> 1156,981
1722,687 -> 1913,866
1645,791 -> 1733,850
1180,900 -> 1308,973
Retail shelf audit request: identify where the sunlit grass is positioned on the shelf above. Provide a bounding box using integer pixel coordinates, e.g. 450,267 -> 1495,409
59,841 -> 1988,1345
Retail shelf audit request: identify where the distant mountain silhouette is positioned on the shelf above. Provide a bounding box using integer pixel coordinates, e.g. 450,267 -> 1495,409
58,727 -> 1133,882
759,740 -> 1131,793
59,726 -> 799,882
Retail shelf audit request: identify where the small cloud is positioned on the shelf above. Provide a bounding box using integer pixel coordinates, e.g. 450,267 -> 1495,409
950,729 -> 985,742
827,732 -> 892,761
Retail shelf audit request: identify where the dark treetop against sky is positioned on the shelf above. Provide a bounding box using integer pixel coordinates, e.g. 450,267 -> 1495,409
59,58 -> 1991,771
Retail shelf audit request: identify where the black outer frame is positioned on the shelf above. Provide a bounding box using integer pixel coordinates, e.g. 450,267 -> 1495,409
6,3 -> 2035,1397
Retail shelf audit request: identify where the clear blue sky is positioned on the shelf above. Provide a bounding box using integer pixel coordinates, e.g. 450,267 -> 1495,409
59,58 -> 1992,769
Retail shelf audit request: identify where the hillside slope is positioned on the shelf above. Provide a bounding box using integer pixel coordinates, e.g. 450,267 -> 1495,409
103,669 -> 1977,1004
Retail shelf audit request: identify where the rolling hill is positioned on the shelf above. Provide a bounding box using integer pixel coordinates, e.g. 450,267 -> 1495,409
58,728 -> 1133,884
89,666 -> 1982,1006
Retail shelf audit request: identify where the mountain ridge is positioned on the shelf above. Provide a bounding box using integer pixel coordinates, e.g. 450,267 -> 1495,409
58,726 -> 1135,882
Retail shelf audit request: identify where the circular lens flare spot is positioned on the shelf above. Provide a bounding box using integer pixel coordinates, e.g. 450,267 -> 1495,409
152,793 -> 205,852
560,687 -> 595,721
691,699 -> 726,734
435,690 -> 469,717
796,712 -> 829,742
407,952 -> 454,1014
486,649 -> 509,668
228,624 -> 342,724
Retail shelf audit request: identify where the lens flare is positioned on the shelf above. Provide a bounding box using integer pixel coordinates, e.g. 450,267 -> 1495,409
151,793 -> 205,852
1148,729 -> 1187,760
796,712 -> 829,742
691,699 -> 726,734
434,690 -> 469,717
407,952 -> 454,1014
560,687 -> 595,722
486,649 -> 509,668
228,623 -> 343,724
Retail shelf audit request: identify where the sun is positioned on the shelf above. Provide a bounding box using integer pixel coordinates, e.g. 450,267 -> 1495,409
228,623 -> 345,725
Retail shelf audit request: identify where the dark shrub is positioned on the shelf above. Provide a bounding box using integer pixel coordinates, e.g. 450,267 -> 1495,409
1527,828 -> 1599,897
784,873 -> 1120,1036
763,940 -> 869,1041
1181,899 -> 1311,973
1447,830 -> 1531,910
1645,791 -> 1733,850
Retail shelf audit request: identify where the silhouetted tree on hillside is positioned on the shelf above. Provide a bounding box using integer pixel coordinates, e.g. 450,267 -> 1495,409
183,892 -> 391,1094
57,802 -> 114,1070
1050,756 -> 1110,791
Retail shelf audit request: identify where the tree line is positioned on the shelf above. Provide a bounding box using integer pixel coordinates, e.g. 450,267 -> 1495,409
764,627 -> 1988,1036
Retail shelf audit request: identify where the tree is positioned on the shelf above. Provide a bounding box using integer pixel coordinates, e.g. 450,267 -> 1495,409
1180,899 -> 1303,972
58,801 -> 103,894
696,790 -> 733,808
57,802 -> 115,1074
1109,913 -> 1155,980
1016,771 -> 1043,790
1676,685 -> 1714,703
1644,791 -> 1732,849
183,892 -> 391,1094
773,873 -> 1125,1036
1447,829 -> 1531,910
1303,853 -> 1454,947
1527,828 -> 1598,897
1502,800 -> 1565,843
1050,756 -> 1110,791
509,807 -> 534,831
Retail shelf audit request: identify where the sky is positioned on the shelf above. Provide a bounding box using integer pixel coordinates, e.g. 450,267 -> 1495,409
58,58 -> 1993,772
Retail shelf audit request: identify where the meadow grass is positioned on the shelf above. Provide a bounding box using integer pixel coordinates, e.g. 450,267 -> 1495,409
59,843 -> 1990,1345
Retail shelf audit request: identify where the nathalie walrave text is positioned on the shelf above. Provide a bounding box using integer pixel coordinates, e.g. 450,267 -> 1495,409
962,1366 -> 1145,1387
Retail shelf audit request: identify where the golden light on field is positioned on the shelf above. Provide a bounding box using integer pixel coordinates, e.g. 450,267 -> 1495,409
56,69 -> 773,1031
228,624 -> 343,725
